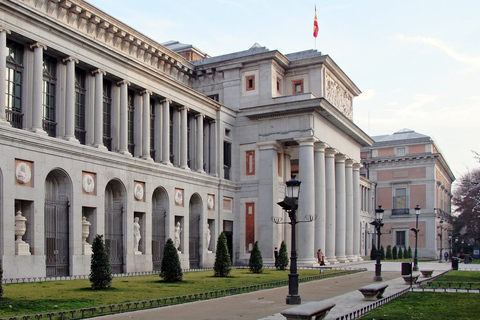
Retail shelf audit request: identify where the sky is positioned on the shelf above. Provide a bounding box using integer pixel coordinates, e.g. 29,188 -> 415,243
87,0 -> 480,181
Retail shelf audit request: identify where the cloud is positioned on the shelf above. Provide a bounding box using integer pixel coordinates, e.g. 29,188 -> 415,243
397,34 -> 480,69
356,88 -> 376,101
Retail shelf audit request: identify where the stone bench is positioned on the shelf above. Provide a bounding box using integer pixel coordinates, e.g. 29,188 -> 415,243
402,274 -> 420,284
358,283 -> 389,301
420,270 -> 434,277
280,301 -> 336,320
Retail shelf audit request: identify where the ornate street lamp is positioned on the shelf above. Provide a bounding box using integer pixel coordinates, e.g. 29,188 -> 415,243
371,205 -> 384,281
275,175 -> 313,305
411,205 -> 421,271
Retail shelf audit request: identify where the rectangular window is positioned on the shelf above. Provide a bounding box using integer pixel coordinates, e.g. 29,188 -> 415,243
292,80 -> 303,94
6,40 -> 24,129
127,90 -> 135,156
74,69 -> 86,144
245,202 -> 255,252
246,75 -> 255,91
392,188 -> 409,215
103,81 -> 112,151
396,231 -> 406,247
396,147 -> 406,156
223,141 -> 232,180
42,56 -> 57,137
207,94 -> 219,102
276,77 -> 282,94
246,150 -> 255,175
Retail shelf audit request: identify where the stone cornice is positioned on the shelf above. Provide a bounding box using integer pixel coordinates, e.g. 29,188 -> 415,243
7,0 -> 195,82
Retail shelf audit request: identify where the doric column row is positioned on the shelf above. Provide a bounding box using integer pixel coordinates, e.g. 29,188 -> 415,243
0,34 -> 215,174
275,141 -> 363,266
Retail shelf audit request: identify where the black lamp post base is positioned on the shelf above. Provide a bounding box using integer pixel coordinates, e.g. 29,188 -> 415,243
373,275 -> 383,282
413,266 -> 419,271
286,295 -> 301,305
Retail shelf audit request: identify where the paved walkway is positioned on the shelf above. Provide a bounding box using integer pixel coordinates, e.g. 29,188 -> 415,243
98,260 -> 477,320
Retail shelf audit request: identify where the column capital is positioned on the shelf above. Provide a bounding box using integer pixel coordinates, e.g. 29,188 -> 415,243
0,27 -> 11,34
295,136 -> 318,146
63,56 -> 79,64
353,163 -> 362,170
195,113 -> 205,119
117,79 -> 131,86
335,154 -> 348,163
257,140 -> 281,151
92,68 -> 106,76
345,159 -> 355,167
315,142 -> 328,152
179,105 -> 190,112
325,148 -> 338,157
140,89 -> 152,96
161,98 -> 172,105
29,42 -> 47,51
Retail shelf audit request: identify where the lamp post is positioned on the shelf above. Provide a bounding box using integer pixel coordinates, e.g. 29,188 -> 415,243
276,175 -> 302,305
371,205 -> 384,282
438,219 -> 444,263
411,205 -> 421,271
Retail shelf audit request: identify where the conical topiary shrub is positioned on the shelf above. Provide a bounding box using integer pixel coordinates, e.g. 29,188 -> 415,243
160,238 -> 183,282
393,246 -> 398,260
370,244 -> 377,260
249,241 -> 263,273
408,246 -> 412,259
386,245 -> 393,260
277,241 -> 289,270
89,234 -> 113,290
398,247 -> 404,259
214,232 -> 231,277
380,246 -> 385,260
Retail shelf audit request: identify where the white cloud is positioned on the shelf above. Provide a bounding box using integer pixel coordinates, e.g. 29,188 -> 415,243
397,34 -> 480,69
356,88 -> 376,101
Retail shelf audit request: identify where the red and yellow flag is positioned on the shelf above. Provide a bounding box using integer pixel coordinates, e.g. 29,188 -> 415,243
313,6 -> 319,38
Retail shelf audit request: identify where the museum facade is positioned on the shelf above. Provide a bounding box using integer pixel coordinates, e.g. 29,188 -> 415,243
0,0 -> 373,279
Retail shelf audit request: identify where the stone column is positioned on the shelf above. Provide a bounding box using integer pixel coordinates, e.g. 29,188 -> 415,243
154,100 -> 163,162
180,106 -> 189,170
196,113 -> 205,173
118,80 -> 131,155
314,142 -> 327,262
345,159 -> 355,261
141,90 -> 153,161
335,154 -> 347,263
258,141 -> 280,264
325,148 -> 337,264
209,119 -> 218,176
0,27 -> 11,125
30,42 -> 47,134
353,163 -> 362,260
63,57 -> 79,142
283,147 -> 292,247
161,99 -> 172,165
92,69 -> 106,149
296,137 -> 316,265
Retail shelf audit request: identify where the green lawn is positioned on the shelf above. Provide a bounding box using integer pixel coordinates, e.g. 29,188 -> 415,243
0,268 -> 331,317
362,270 -> 480,320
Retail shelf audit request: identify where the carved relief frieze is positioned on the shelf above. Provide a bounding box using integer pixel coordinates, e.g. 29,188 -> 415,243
325,72 -> 353,120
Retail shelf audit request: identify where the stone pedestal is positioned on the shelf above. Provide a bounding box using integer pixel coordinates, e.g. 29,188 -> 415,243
15,211 -> 30,255
82,216 -> 92,255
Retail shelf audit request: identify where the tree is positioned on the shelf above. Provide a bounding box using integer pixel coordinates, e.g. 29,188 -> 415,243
398,247 -> 404,259
160,238 -> 183,282
392,246 -> 398,260
276,241 -> 289,270
370,244 -> 377,260
249,241 -> 263,273
214,232 -> 231,277
386,245 -> 393,260
89,234 -> 113,290
403,247 -> 408,259
453,165 -> 480,248
380,245 -> 385,260
407,246 -> 412,259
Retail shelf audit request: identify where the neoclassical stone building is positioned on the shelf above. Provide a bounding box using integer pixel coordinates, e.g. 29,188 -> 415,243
0,0 -> 372,279
361,129 -> 455,260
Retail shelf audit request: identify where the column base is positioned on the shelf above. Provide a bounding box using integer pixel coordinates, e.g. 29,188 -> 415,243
83,244 -> 92,255
346,255 -> 356,262
325,256 -> 338,264
336,255 -> 348,263
0,119 -> 12,126
31,127 -> 47,135
118,150 -> 132,157
93,144 -> 108,151
162,161 -> 174,166
15,242 -> 31,255
142,156 -> 154,162
64,136 -> 79,143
